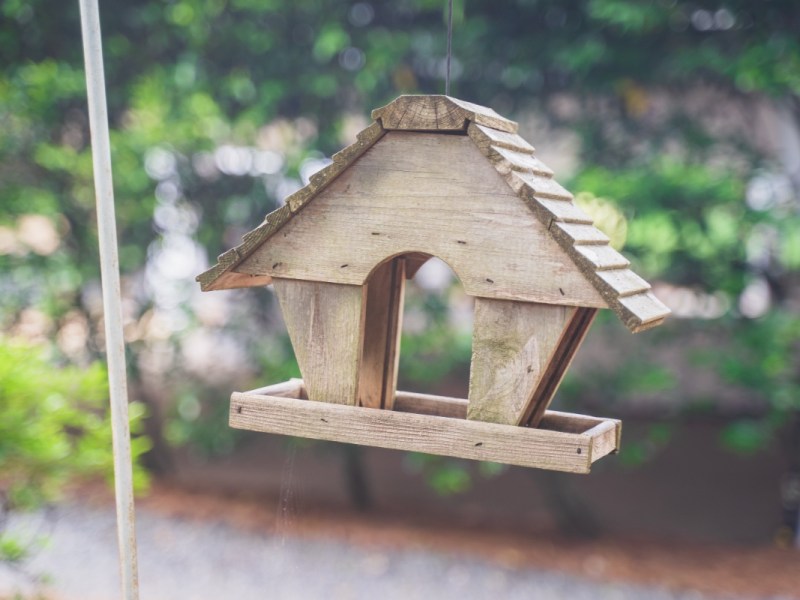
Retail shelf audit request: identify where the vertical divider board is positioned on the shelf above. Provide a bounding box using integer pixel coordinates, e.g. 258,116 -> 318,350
358,257 -> 406,410
273,278 -> 365,405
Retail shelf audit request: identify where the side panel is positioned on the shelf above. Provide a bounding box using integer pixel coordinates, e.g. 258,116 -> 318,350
273,278 -> 364,405
468,299 -> 574,425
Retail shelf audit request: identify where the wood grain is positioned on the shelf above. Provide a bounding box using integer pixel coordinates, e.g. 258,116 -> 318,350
468,299 -> 574,425
272,278 -> 364,405
230,392 -> 612,473
358,257 -> 405,410
523,307 -> 598,427
372,95 -> 517,133
237,132 -> 606,308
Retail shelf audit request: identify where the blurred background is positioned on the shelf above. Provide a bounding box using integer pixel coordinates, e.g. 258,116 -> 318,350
1,0 -> 800,598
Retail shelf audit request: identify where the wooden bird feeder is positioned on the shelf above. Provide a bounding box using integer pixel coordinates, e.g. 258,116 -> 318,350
197,95 -> 670,474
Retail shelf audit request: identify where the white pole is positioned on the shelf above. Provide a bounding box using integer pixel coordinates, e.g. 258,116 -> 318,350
77,1 -> 140,598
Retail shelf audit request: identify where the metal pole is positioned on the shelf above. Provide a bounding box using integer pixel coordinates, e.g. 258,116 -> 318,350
77,1 -> 140,598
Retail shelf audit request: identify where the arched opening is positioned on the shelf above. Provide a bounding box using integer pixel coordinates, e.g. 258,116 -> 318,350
397,257 -> 473,398
357,253 -> 473,412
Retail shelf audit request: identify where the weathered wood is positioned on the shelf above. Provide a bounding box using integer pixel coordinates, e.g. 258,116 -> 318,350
237,132 -> 606,308
196,124 -> 385,291
230,391 -> 620,473
484,146 -> 555,178
199,95 -> 670,334
246,378 -> 306,398
523,307 -> 598,427
394,390 -> 468,418
467,122 -> 534,153
287,121 -> 386,214
582,420 -> 620,461
372,95 -> 518,133
618,292 -> 671,332
239,382 -> 620,441
358,257 -> 406,410
272,278 -> 364,405
468,299 -> 575,425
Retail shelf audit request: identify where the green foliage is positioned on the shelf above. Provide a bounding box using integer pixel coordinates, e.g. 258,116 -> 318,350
1,0 -> 800,495
0,338 -> 150,562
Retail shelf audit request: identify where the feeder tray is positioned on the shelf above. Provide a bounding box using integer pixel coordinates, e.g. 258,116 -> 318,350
199,95 -> 669,474
230,379 -> 621,474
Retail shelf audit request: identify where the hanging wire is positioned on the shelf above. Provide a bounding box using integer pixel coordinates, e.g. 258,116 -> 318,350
445,0 -> 453,96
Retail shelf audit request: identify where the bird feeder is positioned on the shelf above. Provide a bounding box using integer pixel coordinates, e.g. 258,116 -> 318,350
197,95 -> 670,474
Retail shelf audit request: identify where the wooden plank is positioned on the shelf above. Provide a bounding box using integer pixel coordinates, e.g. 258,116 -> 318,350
238,132 -> 606,308
532,198 -> 594,225
585,420 -> 620,461
553,222 -> 611,246
467,122 -> 535,153
394,390 -> 468,419
572,244 -> 630,270
371,95 -> 518,133
486,146 -> 554,177
358,257 -> 406,410
272,278 -> 365,405
523,307 -> 598,427
238,385 -> 616,437
596,269 -> 651,297
468,299 -> 575,425
508,171 -> 573,200
230,392 -> 596,473
246,378 -> 305,398
617,292 -> 671,333
287,122 -> 386,213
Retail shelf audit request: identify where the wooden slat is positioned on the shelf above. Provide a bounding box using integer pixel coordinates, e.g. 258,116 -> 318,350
532,198 -> 594,225
584,420 -> 620,461
230,392 -> 597,473
246,378 -> 306,398
394,391 -> 468,418
358,257 -> 406,410
468,299 -> 574,425
523,307 -> 598,427
242,383 -> 619,439
553,222 -> 611,246
572,244 -> 631,270
617,292 -> 671,333
372,95 -> 518,133
467,122 -> 535,153
486,146 -> 554,177
596,269 -> 651,297
238,132 -> 605,308
272,279 -> 364,405
287,122 -> 386,213
509,171 -> 573,200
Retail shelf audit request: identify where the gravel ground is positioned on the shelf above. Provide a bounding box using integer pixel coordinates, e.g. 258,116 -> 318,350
0,503 -> 765,600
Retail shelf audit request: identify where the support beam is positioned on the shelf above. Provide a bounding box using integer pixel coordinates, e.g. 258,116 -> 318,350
358,258 -> 406,410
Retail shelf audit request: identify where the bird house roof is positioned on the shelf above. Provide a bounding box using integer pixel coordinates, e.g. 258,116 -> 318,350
197,95 -> 670,333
